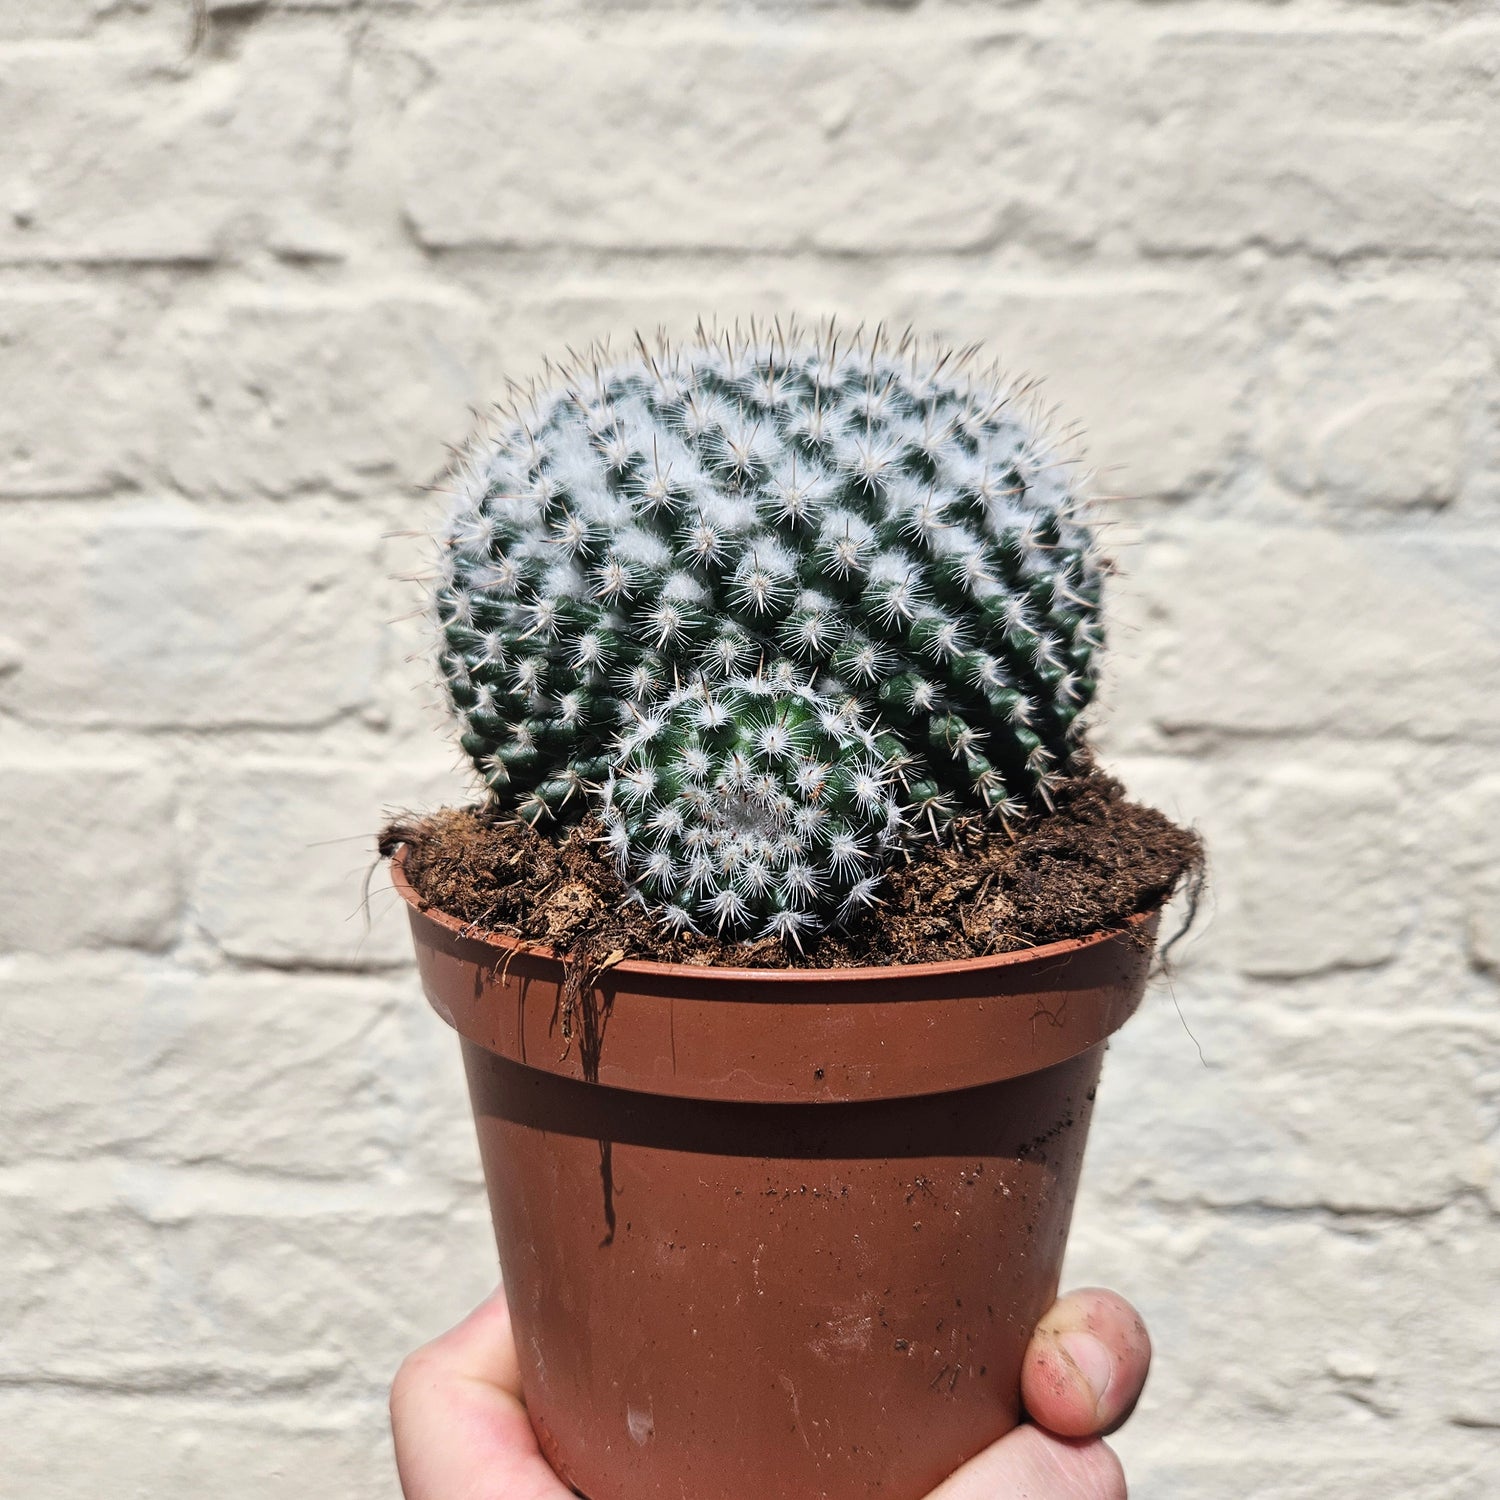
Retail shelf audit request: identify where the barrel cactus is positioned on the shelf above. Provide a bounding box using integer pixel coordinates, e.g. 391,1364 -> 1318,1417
433,322 -> 1103,941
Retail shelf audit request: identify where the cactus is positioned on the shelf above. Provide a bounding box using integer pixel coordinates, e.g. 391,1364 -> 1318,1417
433,321 -> 1103,940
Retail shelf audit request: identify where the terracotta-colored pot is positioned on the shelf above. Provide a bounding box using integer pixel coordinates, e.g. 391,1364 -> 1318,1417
393,848 -> 1157,1500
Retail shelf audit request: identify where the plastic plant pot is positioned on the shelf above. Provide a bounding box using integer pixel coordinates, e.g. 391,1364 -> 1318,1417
394,847 -> 1158,1500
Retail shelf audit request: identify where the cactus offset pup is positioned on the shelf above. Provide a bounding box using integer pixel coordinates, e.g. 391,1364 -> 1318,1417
432,322 -> 1104,946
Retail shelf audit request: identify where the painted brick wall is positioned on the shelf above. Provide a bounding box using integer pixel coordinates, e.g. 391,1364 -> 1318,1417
2,2 -> 1496,1495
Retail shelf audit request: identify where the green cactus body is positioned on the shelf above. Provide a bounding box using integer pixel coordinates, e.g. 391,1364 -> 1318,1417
435,323 -> 1102,939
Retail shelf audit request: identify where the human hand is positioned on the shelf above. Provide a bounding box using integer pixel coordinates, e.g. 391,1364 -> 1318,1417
391,1285 -> 1150,1499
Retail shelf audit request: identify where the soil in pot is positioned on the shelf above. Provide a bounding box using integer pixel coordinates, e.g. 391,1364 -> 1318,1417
381,768 -> 1203,978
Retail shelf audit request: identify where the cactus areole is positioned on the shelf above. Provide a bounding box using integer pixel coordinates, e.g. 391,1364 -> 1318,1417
433,323 -> 1104,946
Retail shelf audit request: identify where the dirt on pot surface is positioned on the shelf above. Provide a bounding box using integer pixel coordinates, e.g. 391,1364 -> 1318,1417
380,770 -> 1204,975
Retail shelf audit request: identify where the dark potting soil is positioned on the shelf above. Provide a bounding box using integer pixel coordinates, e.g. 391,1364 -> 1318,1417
380,771 -> 1204,976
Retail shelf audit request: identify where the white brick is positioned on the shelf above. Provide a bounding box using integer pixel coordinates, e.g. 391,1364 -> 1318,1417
1107,523 -> 1500,742
0,763 -> 180,952
1456,775 -> 1500,976
1482,1063 -> 1500,1218
1084,1002 -> 1493,1215
397,24 -> 1100,254
900,280 -> 1254,499
1114,1444 -> 1500,1500
1225,765 -> 1407,977
1130,30 -> 1500,257
1454,783 -> 1500,1217
162,294 -> 500,498
0,2 -> 102,39
1068,1205 -> 1500,1462
0,968 -> 476,1181
0,511 -> 379,729
1271,285 -> 1489,509
0,1391 -> 395,1500
1103,748 -> 1481,1000
191,761 -> 462,969
1,1195 -> 492,1383
0,31 -> 347,263
1098,751 -> 1443,987
0,291 -> 150,496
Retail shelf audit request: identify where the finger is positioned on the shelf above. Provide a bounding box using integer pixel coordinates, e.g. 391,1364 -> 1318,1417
404,1287 -> 524,1397
1022,1288 -> 1153,1438
926,1425 -> 1126,1500
390,1288 -> 571,1500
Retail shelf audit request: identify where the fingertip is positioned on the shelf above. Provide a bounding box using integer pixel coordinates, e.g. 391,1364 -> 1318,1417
1023,1288 -> 1152,1438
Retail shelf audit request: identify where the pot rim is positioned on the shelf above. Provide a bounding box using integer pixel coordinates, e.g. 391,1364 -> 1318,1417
388,841 -> 1159,987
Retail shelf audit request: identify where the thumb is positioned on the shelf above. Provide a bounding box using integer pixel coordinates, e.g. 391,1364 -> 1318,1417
925,1425 -> 1126,1500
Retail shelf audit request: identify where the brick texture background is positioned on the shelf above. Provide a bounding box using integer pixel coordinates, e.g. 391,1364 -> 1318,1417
2,2 -> 1497,1496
